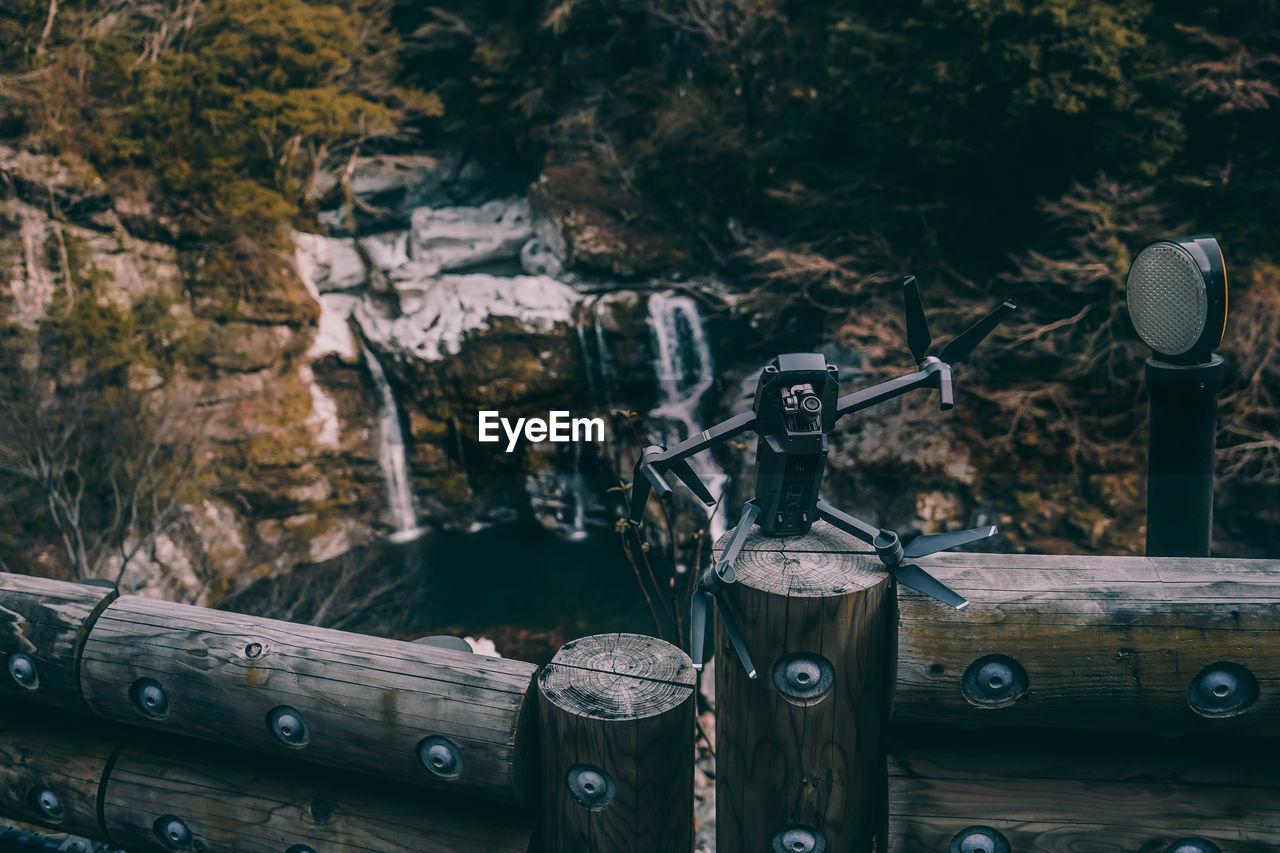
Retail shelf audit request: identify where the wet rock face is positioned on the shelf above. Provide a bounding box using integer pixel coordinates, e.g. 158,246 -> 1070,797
0,145 -> 382,601
529,167 -> 700,279
314,153 -> 494,236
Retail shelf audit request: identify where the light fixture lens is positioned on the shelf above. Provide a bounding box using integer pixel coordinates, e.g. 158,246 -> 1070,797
1127,242 -> 1209,356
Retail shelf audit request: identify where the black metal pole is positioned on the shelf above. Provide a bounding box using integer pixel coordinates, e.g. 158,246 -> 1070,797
1144,354 -> 1224,557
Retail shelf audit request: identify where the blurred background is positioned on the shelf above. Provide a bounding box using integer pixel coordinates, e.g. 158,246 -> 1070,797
1,0 -> 1277,662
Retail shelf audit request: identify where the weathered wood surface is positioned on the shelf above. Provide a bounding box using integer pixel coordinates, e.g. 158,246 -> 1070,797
896,554 -> 1280,734
888,725 -> 1280,852
717,521 -> 894,853
104,744 -> 534,853
0,573 -> 116,710
0,708 -> 115,838
538,633 -> 695,853
79,596 -> 540,805
0,706 -> 534,852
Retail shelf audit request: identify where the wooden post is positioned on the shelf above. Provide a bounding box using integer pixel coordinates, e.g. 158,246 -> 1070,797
0,573 -> 117,711
538,633 -> 695,853
77,595 -> 539,804
894,553 -> 1280,734
716,522 -> 893,853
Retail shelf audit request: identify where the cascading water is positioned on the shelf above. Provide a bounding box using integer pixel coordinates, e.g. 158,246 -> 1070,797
592,299 -> 616,405
360,342 -> 423,543
645,292 -> 729,545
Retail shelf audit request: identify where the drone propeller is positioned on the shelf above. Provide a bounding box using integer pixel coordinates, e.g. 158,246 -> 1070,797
889,563 -> 969,610
869,524 -> 1001,610
903,275 -> 932,362
938,300 -> 1018,364
903,525 -> 999,559
898,276 -> 1016,409
901,275 -> 1016,366
668,459 -> 715,506
629,447 -> 672,522
691,582 -> 757,678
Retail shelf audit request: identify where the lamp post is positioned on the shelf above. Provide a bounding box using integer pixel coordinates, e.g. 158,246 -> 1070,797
1126,235 -> 1228,557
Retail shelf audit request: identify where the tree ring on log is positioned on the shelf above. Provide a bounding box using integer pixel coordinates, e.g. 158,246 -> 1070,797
566,763 -> 616,810
961,655 -> 1028,708
722,534 -> 881,598
769,824 -> 828,853
417,735 -> 463,779
772,652 -> 835,705
1187,662 -> 1258,718
949,824 -> 1010,853
538,633 -> 694,721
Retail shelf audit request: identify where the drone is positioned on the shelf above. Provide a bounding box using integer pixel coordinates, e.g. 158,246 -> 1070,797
629,276 -> 1016,678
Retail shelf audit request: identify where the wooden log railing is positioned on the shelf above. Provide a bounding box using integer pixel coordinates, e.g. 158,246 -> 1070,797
1,575 -> 540,806
6,537 -> 1280,853
713,522 -> 1279,853
0,706 -> 535,852
894,552 -> 1280,733
888,726 -> 1280,852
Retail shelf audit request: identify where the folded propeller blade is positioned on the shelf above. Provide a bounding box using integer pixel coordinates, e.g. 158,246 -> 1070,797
690,587 -> 710,671
716,596 -> 757,679
903,525 -> 999,559
670,458 -> 715,506
890,563 -> 969,610
903,275 -> 932,362
629,451 -> 672,522
938,299 -> 1017,364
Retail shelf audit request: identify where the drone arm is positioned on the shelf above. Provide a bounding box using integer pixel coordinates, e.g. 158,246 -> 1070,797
834,369 -> 934,419
659,410 -> 757,464
814,498 -> 879,546
629,411 -> 756,523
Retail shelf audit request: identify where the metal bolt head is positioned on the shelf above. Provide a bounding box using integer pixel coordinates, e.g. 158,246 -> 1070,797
770,825 -> 828,853
566,763 -> 616,809
131,678 -> 170,718
8,653 -> 39,690
244,642 -> 263,659
772,653 -> 835,703
268,705 -> 310,747
1188,662 -> 1257,717
962,655 -> 1028,708
286,846 -> 318,853
154,815 -> 192,850
1166,838 -> 1221,853
950,825 -> 1010,853
31,786 -> 63,821
417,735 -> 463,779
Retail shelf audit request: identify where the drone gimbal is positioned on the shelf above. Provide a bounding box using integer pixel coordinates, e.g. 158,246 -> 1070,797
629,276 -> 1016,677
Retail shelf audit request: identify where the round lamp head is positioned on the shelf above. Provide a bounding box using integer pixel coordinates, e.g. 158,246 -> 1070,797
1126,235 -> 1227,363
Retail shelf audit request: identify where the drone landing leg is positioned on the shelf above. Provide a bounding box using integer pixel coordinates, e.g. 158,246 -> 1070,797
692,501 -> 760,678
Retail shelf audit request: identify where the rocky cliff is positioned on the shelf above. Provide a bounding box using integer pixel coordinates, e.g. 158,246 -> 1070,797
2,143 -> 1008,613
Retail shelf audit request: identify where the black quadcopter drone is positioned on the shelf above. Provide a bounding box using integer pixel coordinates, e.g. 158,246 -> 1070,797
629,276 -> 1016,678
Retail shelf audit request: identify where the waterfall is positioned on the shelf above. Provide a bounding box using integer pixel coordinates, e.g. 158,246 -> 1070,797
360,342 -> 423,543
574,320 -> 599,407
592,299 -> 617,403
645,292 -> 729,545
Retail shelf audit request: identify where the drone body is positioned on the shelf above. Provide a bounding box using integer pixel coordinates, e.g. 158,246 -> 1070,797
751,353 -> 838,537
630,277 -> 1017,677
